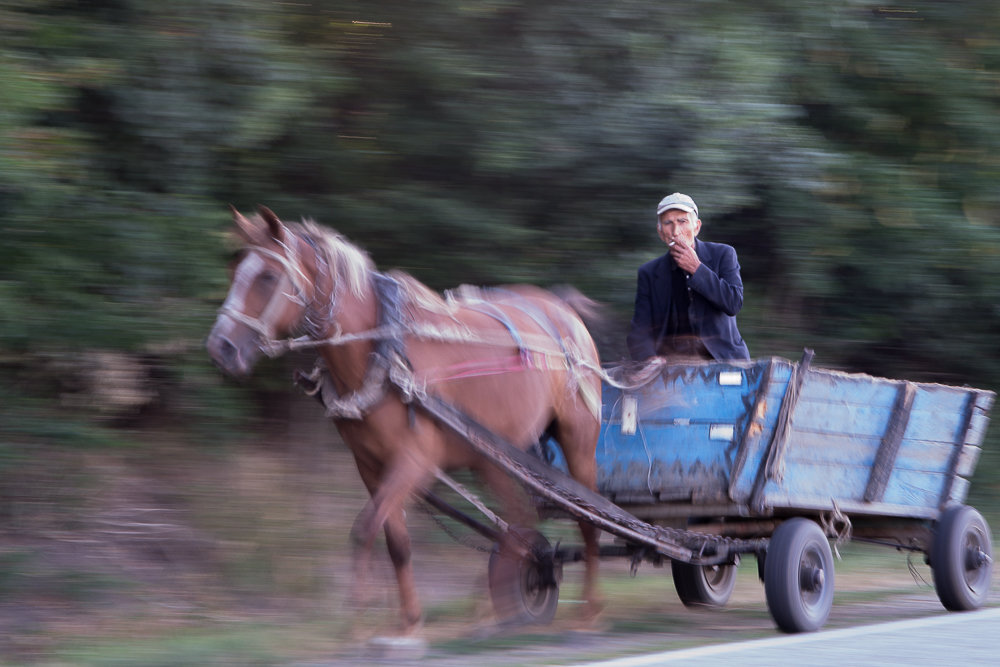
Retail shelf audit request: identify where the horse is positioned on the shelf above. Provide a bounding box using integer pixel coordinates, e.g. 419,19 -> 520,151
206,205 -> 604,635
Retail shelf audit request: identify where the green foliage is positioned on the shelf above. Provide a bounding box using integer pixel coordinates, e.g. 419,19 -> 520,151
1,0 -> 999,444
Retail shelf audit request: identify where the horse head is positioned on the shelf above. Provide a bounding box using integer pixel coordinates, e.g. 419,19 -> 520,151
206,205 -> 321,377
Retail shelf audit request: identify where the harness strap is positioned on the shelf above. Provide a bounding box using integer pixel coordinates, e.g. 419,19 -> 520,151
416,351 -> 568,385
295,272 -> 410,420
461,298 -> 528,356
294,274 -> 603,421
492,288 -> 572,361
371,273 -> 409,363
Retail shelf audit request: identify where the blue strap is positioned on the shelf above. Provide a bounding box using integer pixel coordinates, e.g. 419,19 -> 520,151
491,288 -> 570,360
464,298 -> 528,354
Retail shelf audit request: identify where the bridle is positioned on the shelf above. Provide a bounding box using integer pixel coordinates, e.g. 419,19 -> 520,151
216,229 -> 337,352
215,225 -> 413,420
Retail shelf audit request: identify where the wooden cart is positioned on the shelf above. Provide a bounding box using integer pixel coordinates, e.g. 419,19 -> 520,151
390,351 -> 993,632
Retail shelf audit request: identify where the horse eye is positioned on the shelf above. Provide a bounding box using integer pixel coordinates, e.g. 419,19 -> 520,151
258,270 -> 278,286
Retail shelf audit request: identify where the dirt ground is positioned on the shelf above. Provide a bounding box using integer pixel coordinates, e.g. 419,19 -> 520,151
2,415 -> 997,666
298,540 -> 1000,667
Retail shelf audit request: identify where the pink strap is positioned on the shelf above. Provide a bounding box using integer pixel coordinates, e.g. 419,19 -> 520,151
419,354 -> 528,384
418,350 -> 568,384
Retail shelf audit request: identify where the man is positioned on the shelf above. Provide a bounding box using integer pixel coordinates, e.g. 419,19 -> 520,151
627,192 -> 750,361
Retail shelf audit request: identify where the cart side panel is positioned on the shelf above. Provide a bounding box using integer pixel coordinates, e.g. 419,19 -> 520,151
947,477 -> 971,507
588,360 -> 777,504
878,387 -> 981,508
761,466 -> 943,516
868,385 -> 988,510
727,360 -> 794,502
752,372 -> 898,509
966,408 -> 993,456
956,444 -> 982,478
551,358 -> 991,522
758,371 -> 993,518
902,386 -> 981,443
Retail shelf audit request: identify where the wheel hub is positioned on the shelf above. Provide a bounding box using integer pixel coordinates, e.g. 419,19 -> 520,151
800,566 -> 825,592
965,547 -> 993,571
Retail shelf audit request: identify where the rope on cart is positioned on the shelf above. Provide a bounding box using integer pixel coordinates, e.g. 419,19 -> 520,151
906,551 -> 933,588
820,499 -> 853,559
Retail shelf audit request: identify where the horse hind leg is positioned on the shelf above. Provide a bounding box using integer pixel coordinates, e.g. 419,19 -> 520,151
574,519 -> 603,620
550,409 -> 604,620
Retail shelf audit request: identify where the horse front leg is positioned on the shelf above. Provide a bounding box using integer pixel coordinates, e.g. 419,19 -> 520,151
348,499 -> 377,608
350,453 -> 431,635
383,508 -> 422,633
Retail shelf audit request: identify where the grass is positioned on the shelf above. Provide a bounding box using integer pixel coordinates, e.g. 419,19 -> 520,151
45,627 -> 282,667
5,529 -> 994,667
3,411 -> 998,667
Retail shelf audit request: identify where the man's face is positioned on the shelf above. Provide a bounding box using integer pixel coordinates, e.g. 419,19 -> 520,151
657,209 -> 701,247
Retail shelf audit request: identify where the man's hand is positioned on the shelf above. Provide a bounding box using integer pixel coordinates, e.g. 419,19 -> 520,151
669,238 -> 701,275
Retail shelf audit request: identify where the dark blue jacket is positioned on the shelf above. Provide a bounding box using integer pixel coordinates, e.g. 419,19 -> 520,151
627,239 -> 750,361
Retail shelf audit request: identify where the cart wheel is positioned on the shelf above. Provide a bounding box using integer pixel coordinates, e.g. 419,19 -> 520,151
930,504 -> 993,611
764,518 -> 835,633
488,528 -> 560,626
671,561 -> 738,608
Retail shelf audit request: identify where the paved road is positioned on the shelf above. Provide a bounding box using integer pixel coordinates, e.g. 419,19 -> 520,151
568,607 -> 1000,667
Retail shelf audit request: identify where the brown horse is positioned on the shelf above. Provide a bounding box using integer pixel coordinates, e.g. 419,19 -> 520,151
206,206 -> 603,634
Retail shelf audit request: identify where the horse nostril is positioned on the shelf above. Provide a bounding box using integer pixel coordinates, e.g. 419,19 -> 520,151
218,338 -> 237,365
208,334 -> 240,370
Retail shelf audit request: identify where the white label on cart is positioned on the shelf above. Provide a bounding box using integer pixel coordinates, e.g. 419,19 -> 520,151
710,424 -> 735,441
621,395 -> 637,435
718,371 -> 743,386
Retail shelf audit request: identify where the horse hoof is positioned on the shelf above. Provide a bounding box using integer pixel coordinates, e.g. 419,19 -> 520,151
581,598 -> 607,622
365,635 -> 429,661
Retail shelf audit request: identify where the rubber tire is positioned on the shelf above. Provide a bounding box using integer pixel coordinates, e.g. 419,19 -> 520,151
488,528 -> 560,626
931,504 -> 993,611
764,518 -> 835,633
671,561 -> 738,608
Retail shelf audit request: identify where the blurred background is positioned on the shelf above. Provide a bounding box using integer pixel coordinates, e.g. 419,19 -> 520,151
2,0 -> 999,663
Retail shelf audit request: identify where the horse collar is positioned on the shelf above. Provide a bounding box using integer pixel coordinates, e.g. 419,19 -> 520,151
296,272 -> 413,420
370,273 -> 409,363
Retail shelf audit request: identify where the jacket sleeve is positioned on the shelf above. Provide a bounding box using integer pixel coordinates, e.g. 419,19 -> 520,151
626,266 -> 658,361
687,244 -> 744,316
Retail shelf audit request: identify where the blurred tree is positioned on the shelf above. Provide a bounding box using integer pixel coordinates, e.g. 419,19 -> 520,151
0,0 -> 297,435
1,0 -> 999,440
763,1 -> 1000,381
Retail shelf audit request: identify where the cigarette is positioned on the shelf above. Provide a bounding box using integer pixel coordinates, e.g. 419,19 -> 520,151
668,241 -> 676,247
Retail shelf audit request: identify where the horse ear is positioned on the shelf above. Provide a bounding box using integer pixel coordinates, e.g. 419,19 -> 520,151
230,204 -> 256,242
257,205 -> 285,243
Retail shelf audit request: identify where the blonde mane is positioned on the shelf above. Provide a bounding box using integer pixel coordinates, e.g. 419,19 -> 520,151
275,217 -> 526,319
297,220 -> 375,301
387,271 -> 455,314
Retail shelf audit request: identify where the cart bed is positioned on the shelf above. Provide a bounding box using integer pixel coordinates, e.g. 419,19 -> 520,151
550,355 -> 993,522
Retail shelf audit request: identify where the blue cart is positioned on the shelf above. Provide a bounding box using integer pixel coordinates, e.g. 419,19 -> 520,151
414,351 -> 994,632
531,351 -> 994,631
594,352 -> 991,520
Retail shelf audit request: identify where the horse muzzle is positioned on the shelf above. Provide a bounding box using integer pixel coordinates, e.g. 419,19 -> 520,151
206,327 -> 260,378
